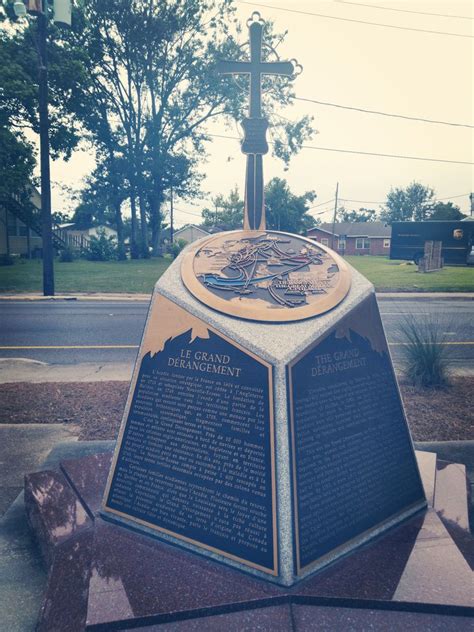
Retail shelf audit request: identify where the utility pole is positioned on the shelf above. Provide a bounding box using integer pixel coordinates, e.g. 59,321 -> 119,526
170,186 -> 174,244
331,182 -> 339,250
14,0 -> 71,294
38,2 -> 54,296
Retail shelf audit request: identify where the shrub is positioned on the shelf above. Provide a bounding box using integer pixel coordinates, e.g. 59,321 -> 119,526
169,238 -> 188,259
398,315 -> 453,388
59,247 -> 74,262
85,230 -> 118,261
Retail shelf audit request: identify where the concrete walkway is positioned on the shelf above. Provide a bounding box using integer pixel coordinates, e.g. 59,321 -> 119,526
0,424 -> 78,517
0,439 -> 114,632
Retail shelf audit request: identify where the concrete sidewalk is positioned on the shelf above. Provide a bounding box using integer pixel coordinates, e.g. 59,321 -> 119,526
0,358 -> 133,383
1,357 -> 472,384
0,424 -> 78,517
0,291 -> 473,301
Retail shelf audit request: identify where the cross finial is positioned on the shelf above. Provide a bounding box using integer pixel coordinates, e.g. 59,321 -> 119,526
217,13 -> 301,231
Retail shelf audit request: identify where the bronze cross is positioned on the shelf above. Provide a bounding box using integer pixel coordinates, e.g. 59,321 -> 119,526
217,13 -> 297,231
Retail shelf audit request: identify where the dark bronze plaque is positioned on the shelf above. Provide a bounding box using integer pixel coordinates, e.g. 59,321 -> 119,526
104,296 -> 277,575
181,230 -> 351,322
288,294 -> 426,574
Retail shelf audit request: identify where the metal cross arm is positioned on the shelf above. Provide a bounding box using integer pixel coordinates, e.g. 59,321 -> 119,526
216,14 -> 301,231
216,20 -> 295,119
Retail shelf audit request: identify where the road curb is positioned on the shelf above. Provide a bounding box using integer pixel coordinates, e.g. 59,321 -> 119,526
0,293 -> 151,301
0,292 -> 473,301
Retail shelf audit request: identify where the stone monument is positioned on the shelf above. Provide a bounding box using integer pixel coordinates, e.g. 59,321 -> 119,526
21,13 -> 472,631
101,11 -> 426,586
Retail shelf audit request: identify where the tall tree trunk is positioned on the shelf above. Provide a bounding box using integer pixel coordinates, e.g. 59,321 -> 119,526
129,187 -> 139,259
138,195 -> 149,258
114,199 -> 126,260
150,190 -> 164,256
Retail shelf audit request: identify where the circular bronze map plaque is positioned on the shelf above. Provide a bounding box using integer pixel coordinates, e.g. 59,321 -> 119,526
181,230 -> 351,322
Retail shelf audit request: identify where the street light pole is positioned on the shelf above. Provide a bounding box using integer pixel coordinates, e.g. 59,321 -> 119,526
38,1 -> 54,296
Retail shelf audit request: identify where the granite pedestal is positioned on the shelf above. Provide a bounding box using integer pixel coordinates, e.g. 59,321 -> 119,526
99,245 -> 426,586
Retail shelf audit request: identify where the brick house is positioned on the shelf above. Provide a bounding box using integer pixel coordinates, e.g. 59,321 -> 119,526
307,222 -> 392,256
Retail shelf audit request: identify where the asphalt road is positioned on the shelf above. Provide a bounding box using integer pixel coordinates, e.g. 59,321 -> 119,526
0,298 -> 473,371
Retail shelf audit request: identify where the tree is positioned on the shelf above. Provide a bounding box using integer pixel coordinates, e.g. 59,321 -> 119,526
202,186 -> 243,229
265,178 -> 316,233
65,0 -> 314,256
73,159 -> 130,259
0,125 -> 35,202
337,207 -> 377,222
380,182 -> 434,224
1,4 -> 89,161
0,11 -> 35,204
203,179 -> 317,234
425,201 -> 466,221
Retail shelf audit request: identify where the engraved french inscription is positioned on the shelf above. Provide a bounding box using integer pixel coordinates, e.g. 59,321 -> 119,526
106,327 -> 276,572
289,299 -> 425,572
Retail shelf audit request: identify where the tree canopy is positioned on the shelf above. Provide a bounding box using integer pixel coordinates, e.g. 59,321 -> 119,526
64,0 -> 314,255
202,179 -> 316,234
201,186 -> 243,230
380,182 -> 435,224
337,207 -> 377,223
425,201 -> 466,221
1,1 -> 314,257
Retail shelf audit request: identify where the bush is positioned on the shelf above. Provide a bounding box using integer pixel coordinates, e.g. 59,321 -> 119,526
0,254 -> 14,266
169,238 -> 188,259
59,247 -> 74,262
398,315 -> 453,388
84,230 -> 118,261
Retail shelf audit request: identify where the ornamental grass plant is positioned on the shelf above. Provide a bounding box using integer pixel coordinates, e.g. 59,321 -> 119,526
398,314 -> 453,388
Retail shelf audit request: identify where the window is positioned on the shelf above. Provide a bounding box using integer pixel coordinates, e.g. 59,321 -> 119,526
338,237 -> 346,249
321,238 -> 329,246
19,222 -> 28,237
383,239 -> 390,248
355,237 -> 370,250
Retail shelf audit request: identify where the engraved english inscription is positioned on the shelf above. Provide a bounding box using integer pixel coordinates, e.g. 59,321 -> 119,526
289,301 -> 425,573
106,329 -> 276,572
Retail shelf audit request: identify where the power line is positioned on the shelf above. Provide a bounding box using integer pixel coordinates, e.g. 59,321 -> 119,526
172,206 -> 203,218
333,1 -> 474,21
294,96 -> 474,129
307,198 -> 335,209
339,193 -> 470,205
236,1 -> 474,39
209,133 -> 473,165
438,193 -> 471,201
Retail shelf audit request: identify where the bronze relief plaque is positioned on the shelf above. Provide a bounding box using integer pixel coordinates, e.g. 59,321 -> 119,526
181,230 -> 351,322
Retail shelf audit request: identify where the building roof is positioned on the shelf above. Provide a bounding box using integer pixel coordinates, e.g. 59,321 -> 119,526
308,221 -> 391,238
174,224 -> 210,236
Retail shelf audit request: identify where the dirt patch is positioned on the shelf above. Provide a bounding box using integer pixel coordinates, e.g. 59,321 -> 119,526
0,378 -> 472,442
0,381 -> 128,440
399,377 -> 473,442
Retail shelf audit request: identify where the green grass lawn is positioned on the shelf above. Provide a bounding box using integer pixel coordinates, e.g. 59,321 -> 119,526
346,256 -> 474,292
0,257 -> 172,294
0,255 -> 472,294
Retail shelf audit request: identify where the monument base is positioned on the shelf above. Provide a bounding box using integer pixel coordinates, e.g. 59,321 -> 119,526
25,449 -> 473,631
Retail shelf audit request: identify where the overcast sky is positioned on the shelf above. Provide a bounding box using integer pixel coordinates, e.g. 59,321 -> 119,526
48,0 -> 473,226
